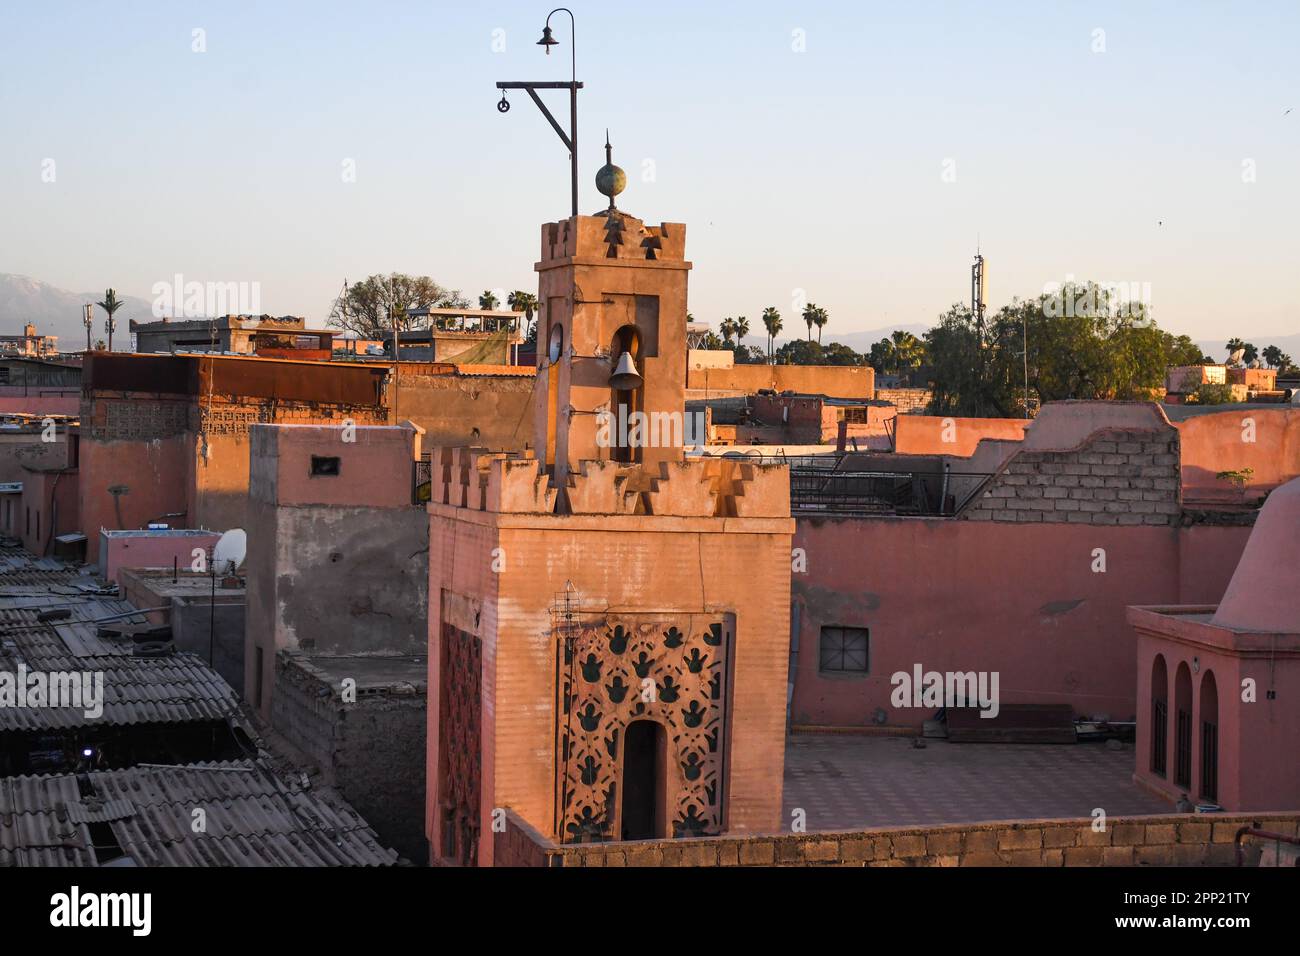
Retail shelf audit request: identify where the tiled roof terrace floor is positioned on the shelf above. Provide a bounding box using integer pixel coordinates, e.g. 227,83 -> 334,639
783,733 -> 1171,832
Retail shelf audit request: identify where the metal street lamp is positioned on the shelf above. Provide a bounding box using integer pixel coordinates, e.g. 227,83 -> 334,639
496,8 -> 581,217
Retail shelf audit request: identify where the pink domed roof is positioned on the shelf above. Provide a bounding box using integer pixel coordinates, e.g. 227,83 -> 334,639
1211,477 -> 1300,633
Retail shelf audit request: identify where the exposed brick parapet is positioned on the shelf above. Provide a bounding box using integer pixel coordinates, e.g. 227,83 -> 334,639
963,425 -> 1181,525
494,808 -> 1300,867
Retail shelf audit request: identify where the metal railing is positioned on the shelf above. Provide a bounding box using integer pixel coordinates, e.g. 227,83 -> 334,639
789,465 -> 995,517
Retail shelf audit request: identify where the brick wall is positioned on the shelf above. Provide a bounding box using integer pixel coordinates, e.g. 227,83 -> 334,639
963,427 -> 1181,525
875,387 -> 932,414
495,809 -> 1300,867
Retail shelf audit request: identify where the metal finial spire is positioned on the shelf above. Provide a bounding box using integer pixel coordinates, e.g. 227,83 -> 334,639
594,129 -> 626,212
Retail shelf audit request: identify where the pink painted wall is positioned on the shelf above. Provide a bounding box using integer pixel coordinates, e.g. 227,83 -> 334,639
0,395 -> 80,416
791,517 -> 1251,730
894,415 -> 1031,457
99,531 -> 221,586
1176,407 -> 1300,504
77,434 -> 191,539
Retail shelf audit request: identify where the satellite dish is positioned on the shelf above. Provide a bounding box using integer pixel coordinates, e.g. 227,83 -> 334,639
1229,348 -> 1246,366
547,325 -> 564,364
213,529 -> 247,575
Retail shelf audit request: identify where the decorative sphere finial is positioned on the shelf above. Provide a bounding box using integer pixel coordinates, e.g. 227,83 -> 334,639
594,129 -> 626,211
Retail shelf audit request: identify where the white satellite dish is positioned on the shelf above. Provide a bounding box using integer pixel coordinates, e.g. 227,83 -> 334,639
1229,348 -> 1246,366
213,529 -> 247,575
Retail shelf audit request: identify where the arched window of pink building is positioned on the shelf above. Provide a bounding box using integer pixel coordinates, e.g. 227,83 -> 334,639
1200,671 -> 1219,803
1174,662 -> 1193,791
1150,655 -> 1168,777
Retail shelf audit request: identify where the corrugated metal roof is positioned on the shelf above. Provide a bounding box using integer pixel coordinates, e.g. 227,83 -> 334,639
0,762 -> 398,867
0,553 -> 241,731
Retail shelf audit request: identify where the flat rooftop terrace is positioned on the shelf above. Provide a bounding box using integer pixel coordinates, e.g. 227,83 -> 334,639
783,734 -> 1169,832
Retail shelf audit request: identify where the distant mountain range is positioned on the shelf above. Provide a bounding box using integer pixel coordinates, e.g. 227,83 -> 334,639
0,274 -> 156,347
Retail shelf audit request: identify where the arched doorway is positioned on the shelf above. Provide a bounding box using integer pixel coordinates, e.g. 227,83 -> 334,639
1150,655 -> 1168,777
1174,662 -> 1193,790
1200,671 -> 1219,802
620,719 -> 666,840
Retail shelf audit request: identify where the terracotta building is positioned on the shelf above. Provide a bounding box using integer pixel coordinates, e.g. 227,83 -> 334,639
426,185 -> 794,865
77,353 -> 388,540
1129,476 -> 1300,812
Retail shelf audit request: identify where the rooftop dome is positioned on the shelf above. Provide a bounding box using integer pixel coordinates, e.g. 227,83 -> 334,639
1211,476 -> 1300,633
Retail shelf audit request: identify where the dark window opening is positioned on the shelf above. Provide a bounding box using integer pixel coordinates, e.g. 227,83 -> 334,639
310,455 -> 340,477
819,626 -> 869,673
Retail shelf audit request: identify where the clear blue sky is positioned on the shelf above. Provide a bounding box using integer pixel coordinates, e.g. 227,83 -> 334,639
1,1 -> 1296,340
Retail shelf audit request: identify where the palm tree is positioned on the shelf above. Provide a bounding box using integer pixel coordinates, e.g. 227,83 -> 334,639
799,303 -> 829,342
97,288 -> 125,352
507,290 -> 537,335
802,303 -> 818,341
1262,345 -> 1283,369
719,317 -> 736,345
761,307 -> 782,364
811,306 -> 829,343
734,315 -> 750,344
886,330 -> 923,373
479,290 -> 499,310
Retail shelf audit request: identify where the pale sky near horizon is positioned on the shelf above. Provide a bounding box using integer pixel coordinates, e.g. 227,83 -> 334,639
1,1 -> 1297,340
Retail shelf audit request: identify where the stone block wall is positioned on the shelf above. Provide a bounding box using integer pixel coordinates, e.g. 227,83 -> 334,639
875,387 -> 933,414
963,427 -> 1181,525
495,809 -> 1300,867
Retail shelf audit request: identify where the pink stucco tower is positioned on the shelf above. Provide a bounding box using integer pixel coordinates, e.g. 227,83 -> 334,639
426,188 -> 794,866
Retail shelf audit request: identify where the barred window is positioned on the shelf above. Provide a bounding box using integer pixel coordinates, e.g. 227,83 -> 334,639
819,626 -> 869,674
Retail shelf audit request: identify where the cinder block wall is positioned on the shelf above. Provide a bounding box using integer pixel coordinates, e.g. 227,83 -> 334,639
272,656 -> 428,862
964,427 -> 1181,525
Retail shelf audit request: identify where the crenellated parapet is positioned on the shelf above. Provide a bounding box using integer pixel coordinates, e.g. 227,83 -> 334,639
427,448 -> 788,519
540,214 -> 687,265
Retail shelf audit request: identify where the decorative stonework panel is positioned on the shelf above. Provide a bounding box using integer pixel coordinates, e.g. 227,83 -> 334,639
439,620 -> 482,864
555,615 -> 729,843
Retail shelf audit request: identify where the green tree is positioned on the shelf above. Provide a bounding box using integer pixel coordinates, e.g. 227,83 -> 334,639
329,274 -> 468,338
774,340 -> 864,366
479,290 -> 499,311
925,281 -> 1187,417
96,288 -> 125,352
733,315 -> 750,343
1262,344 -> 1284,369
719,317 -> 736,344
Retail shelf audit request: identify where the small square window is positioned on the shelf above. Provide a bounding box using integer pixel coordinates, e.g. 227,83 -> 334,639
310,455 -> 340,477
819,626 -> 868,674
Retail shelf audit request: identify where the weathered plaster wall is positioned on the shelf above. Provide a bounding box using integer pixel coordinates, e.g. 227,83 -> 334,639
18,467 -> 79,555
245,424 -> 428,719
894,415 -> 1031,457
0,433 -> 71,484
1175,407 -> 1300,504
688,364 -> 874,401
395,370 -> 533,452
